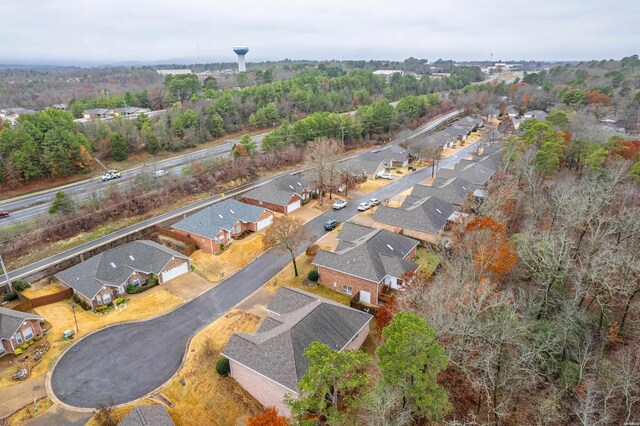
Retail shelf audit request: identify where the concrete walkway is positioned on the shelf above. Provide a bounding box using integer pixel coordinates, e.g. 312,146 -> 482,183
23,404 -> 92,426
0,375 -> 46,419
50,139 -> 482,409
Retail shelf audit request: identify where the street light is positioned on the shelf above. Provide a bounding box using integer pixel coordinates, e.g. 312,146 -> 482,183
70,304 -> 79,332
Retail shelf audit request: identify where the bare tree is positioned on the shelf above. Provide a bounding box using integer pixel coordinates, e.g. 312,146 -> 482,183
304,138 -> 343,206
263,216 -> 311,277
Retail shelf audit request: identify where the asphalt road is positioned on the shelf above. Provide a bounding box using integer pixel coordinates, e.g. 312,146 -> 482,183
50,138 -> 479,409
0,133 -> 268,228
0,110 -> 461,287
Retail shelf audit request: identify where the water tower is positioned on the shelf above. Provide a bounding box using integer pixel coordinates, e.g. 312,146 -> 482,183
233,46 -> 249,72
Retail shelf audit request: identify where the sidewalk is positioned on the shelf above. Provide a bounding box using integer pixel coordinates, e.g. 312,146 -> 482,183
23,404 -> 92,426
0,375 -> 47,419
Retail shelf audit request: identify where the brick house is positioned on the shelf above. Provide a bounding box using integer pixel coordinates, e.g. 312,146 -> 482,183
312,223 -> 420,305
242,173 -> 314,214
221,287 -> 372,417
373,195 -> 456,245
81,108 -> 114,120
56,240 -> 191,310
170,199 -> 273,254
0,307 -> 44,355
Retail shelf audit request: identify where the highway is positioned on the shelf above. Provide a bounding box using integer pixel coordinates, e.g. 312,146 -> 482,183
0,110 -> 461,287
0,133 -> 268,228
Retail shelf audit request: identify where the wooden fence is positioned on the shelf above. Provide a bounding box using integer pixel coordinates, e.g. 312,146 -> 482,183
13,287 -> 74,312
155,225 -> 197,256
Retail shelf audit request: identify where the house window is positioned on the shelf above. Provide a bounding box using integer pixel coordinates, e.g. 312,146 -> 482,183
103,293 -> 112,304
15,333 -> 23,344
342,285 -> 353,295
234,225 -> 241,234
22,326 -> 33,341
132,279 -> 140,288
96,295 -> 103,306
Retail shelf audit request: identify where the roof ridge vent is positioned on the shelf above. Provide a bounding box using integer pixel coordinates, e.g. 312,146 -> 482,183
230,209 -> 235,214
110,262 -> 117,268
129,255 -> 135,261
386,244 -> 394,251
436,208 -> 442,214
218,214 -> 224,218
289,185 -> 295,190
135,408 -> 147,426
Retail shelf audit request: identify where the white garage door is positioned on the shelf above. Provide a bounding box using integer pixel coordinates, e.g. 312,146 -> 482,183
161,262 -> 189,283
287,200 -> 301,213
256,216 -> 273,231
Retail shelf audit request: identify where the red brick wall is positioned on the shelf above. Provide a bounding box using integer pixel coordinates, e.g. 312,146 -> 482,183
317,266 -> 382,305
242,197 -> 286,214
171,228 -> 227,254
4,318 -> 43,352
243,194 -> 302,215
229,359 -> 296,417
91,286 -> 121,309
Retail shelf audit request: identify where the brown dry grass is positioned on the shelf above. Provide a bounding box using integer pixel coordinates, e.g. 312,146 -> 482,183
21,282 -> 67,298
265,253 -> 351,305
191,233 -> 265,284
0,288 -> 184,388
5,396 -> 52,425
84,400 -> 159,426
287,197 -> 333,223
358,177 -> 391,194
162,309 -> 263,425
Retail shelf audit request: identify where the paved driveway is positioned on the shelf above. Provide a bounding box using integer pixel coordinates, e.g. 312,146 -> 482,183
50,141 -> 481,408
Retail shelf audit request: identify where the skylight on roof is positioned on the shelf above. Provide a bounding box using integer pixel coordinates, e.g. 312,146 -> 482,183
289,185 -> 295,190
218,214 -> 224,218
462,186 -> 467,191
229,209 -> 235,214
129,255 -> 135,261
436,208 -> 442,214
386,244 -> 394,251
110,262 -> 117,268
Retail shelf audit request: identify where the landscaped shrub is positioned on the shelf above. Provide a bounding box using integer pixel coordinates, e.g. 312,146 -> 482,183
127,284 -> 137,294
95,305 -> 109,312
305,244 -> 319,258
220,244 -> 225,252
146,275 -> 158,287
20,343 -> 29,350
307,269 -> 320,282
34,335 -> 42,341
216,357 -> 231,376
312,192 -> 319,199
3,291 -> 18,302
14,348 -> 23,356
14,280 -> 31,292
28,340 -> 34,346
114,297 -> 125,305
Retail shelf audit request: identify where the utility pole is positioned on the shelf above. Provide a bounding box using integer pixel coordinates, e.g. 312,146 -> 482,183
0,254 -> 13,293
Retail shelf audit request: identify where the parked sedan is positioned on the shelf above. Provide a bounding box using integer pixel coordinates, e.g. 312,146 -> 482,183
357,202 -> 372,211
377,172 -> 393,180
153,169 -> 169,178
369,198 -> 381,206
0,211 -> 9,219
101,170 -> 121,182
324,219 -> 339,231
332,199 -> 347,210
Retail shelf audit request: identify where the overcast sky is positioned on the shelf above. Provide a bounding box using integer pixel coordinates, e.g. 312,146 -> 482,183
3,0 -> 638,65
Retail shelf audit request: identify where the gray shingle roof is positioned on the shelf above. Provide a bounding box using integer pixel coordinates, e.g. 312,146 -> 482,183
359,145 -> 410,166
340,156 -> 385,175
0,307 -> 43,341
222,287 -> 372,393
436,162 -> 495,186
119,405 -> 174,426
409,131 -> 455,151
374,196 -> 455,235
55,240 -> 189,300
408,177 -> 475,206
313,224 -> 419,283
242,174 -> 312,207
443,124 -> 470,137
83,108 -> 111,115
171,199 -> 269,239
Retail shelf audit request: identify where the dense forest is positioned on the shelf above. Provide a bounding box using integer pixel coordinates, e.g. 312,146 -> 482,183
1,64 -> 483,187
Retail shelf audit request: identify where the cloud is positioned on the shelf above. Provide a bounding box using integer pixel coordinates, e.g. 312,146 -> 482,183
1,0 -> 638,64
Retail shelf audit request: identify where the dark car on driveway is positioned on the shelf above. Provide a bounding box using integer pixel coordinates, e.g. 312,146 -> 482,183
0,211 -> 9,219
324,219 -> 339,230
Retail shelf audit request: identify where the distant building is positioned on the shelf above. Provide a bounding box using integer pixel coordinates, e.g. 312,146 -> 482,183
430,72 -> 451,78
373,70 -> 404,81
51,103 -> 68,110
156,69 -> 192,76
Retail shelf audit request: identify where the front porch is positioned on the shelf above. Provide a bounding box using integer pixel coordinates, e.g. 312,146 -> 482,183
349,285 -> 397,315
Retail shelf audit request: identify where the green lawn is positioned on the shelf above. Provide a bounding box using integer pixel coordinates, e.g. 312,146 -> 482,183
414,247 -> 441,277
